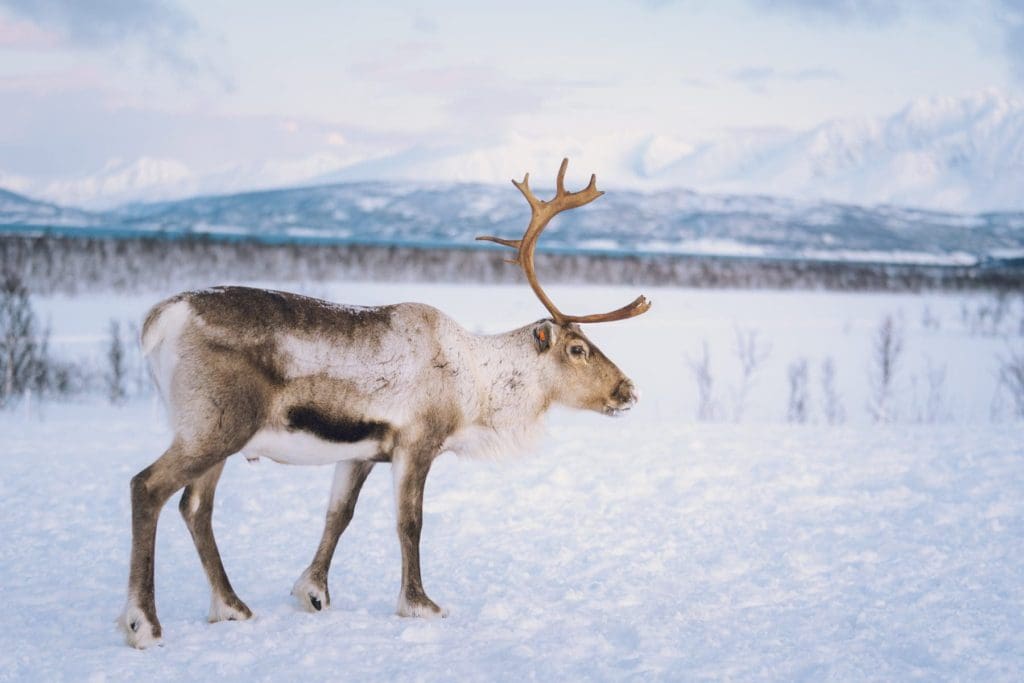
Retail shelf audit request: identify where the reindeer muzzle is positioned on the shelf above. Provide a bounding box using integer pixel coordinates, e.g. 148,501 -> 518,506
605,379 -> 639,416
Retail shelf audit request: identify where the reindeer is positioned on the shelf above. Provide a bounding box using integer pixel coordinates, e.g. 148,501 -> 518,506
118,159 -> 651,648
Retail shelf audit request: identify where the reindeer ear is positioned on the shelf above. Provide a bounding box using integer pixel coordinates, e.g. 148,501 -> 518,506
533,321 -> 556,353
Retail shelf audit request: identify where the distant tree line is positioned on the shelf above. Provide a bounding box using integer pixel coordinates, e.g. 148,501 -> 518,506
2,233 -> 1023,295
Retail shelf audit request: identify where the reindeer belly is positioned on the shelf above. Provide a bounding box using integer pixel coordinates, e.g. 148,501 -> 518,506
241,405 -> 392,465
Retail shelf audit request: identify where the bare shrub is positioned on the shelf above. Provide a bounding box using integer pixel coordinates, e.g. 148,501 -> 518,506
687,339 -> 718,421
920,304 -> 940,331
105,319 -> 127,405
51,357 -> 88,397
820,356 -> 845,424
910,358 -> 949,423
999,348 -> 1024,420
786,357 -> 809,423
963,292 -> 1013,337
731,327 -> 771,422
993,291 -> 1011,335
867,314 -> 904,423
126,321 -> 152,396
924,360 -> 949,423
0,275 -> 52,407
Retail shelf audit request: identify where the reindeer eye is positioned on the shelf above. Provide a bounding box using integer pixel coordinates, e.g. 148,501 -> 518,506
569,344 -> 588,358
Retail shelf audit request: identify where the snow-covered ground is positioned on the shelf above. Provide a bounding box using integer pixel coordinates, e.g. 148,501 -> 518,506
1,283 -> 1023,680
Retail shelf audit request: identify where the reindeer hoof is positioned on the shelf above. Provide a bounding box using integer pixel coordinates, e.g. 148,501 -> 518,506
208,594 -> 253,623
292,570 -> 330,613
118,604 -> 162,649
397,595 -> 449,619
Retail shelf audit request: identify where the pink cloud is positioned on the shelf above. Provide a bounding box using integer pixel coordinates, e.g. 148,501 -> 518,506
0,66 -> 104,95
0,17 -> 61,49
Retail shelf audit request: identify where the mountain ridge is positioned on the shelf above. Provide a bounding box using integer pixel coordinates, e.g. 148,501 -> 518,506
2,180 -> 1022,268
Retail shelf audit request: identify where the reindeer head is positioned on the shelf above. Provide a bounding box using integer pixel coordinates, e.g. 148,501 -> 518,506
478,158 -> 650,417
529,319 -> 639,415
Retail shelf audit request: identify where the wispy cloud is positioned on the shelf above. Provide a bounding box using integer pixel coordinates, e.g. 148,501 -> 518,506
997,0 -> 1024,82
732,66 -> 843,88
750,0 -> 909,25
349,48 -> 560,137
411,10 -> 439,35
0,0 -> 231,88
752,1 -> 1024,84
0,80 -> 399,179
0,15 -> 59,48
642,0 -> 923,20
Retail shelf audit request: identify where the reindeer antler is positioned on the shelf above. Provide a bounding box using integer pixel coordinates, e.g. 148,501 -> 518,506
477,158 -> 652,325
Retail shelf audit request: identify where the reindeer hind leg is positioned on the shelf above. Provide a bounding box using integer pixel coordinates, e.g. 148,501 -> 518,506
119,362 -> 267,647
179,460 -> 252,622
119,440 -> 218,648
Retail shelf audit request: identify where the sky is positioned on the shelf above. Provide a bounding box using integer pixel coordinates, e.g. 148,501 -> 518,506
0,0 -> 1022,204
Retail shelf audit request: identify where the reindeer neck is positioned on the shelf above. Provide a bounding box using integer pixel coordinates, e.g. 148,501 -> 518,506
464,325 -> 553,427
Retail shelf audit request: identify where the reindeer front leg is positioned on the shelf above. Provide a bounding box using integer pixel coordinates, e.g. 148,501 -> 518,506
293,460 -> 374,612
392,449 -> 447,618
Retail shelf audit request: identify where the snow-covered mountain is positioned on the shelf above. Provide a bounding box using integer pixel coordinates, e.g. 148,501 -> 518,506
40,158 -> 199,208
0,188 -> 102,227
3,91 -> 1023,213
8,153 -> 384,210
3,182 -> 1023,267
316,90 -> 1024,214
650,90 -> 1024,213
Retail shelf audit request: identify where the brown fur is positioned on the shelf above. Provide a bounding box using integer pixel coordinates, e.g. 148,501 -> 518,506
188,286 -> 395,340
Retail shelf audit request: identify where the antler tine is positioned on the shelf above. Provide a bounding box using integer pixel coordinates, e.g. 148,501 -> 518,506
511,172 -> 540,210
476,158 -> 652,325
561,295 -> 652,324
555,157 -> 568,198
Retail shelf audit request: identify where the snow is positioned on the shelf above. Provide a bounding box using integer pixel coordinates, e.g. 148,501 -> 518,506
1,282 -> 1023,680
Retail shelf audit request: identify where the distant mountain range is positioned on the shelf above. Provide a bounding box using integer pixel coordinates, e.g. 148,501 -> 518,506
2,91 -> 1024,214
314,90 -> 1024,216
2,181 -> 1023,267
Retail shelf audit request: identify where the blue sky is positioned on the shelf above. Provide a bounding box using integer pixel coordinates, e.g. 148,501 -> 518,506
0,0 -> 1021,187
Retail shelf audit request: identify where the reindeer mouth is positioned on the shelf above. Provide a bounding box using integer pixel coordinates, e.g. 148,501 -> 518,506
603,401 -> 635,417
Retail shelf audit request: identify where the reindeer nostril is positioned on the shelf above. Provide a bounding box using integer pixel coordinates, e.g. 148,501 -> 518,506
614,379 -> 639,404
